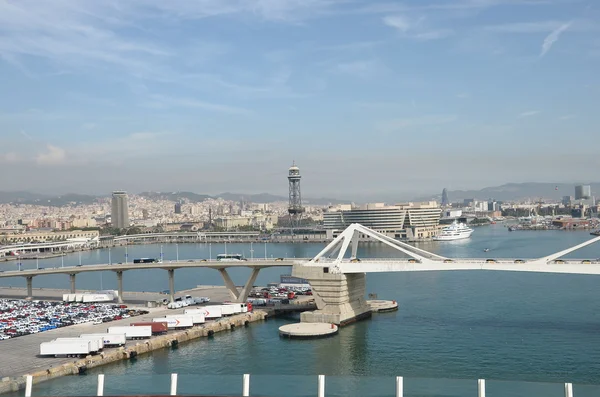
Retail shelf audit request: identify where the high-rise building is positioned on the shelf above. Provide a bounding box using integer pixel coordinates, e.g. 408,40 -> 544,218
111,191 -> 129,229
288,161 -> 304,228
575,185 -> 591,200
441,188 -> 449,207
174,202 -> 182,214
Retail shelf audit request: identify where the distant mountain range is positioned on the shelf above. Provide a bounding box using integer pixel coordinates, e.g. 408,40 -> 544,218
415,183 -> 600,203
0,191 -> 345,206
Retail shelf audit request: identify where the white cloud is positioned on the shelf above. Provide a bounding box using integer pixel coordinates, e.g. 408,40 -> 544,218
382,15 -> 453,40
334,59 -> 387,78
36,145 -> 67,165
559,114 -> 576,120
378,115 -> 458,133
519,110 -> 541,117
383,15 -> 412,32
541,22 -> 572,57
0,152 -> 19,163
144,94 -> 254,115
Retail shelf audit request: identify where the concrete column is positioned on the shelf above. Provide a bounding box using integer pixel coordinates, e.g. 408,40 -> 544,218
218,268 -> 240,300
168,269 -> 175,303
26,276 -> 33,299
70,274 -> 76,293
116,271 -> 124,303
236,268 -> 260,303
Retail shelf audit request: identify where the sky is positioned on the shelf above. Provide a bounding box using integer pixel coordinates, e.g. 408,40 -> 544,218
0,0 -> 599,200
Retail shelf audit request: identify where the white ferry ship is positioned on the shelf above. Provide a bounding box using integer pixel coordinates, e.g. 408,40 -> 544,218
433,220 -> 473,241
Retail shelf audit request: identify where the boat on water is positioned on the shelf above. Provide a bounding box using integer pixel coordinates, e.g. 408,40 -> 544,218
433,220 -> 473,241
591,230 -> 600,236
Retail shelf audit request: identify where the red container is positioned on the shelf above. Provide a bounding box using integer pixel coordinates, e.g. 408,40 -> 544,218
130,321 -> 168,335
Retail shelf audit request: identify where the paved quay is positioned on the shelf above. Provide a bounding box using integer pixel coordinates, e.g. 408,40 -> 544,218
0,285 -> 233,380
279,323 -> 338,338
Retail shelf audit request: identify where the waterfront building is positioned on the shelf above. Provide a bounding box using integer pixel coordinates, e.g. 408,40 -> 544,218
0,230 -> 99,244
111,191 -> 129,229
323,202 -> 442,240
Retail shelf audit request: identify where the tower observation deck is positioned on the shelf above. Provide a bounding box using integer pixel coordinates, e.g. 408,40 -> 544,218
288,162 -> 304,228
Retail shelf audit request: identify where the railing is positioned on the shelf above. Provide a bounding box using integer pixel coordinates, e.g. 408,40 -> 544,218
22,374 -> 588,397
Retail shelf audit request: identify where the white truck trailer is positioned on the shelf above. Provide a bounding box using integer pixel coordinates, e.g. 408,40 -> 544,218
108,326 -> 152,339
223,303 -> 248,313
82,294 -> 114,303
185,306 -> 222,319
54,337 -> 103,353
165,313 -> 205,325
205,304 -> 234,316
80,333 -> 126,347
153,316 -> 193,329
40,340 -> 92,357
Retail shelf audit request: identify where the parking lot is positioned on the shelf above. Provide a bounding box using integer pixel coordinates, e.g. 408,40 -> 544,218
0,299 -> 149,340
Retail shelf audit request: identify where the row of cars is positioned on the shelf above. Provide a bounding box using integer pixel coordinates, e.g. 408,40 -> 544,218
0,299 -> 148,341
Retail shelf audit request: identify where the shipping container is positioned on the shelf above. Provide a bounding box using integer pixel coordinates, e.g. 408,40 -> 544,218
62,294 -> 69,302
67,294 -> 76,302
80,333 -> 126,347
82,294 -> 114,303
153,316 -> 193,329
130,321 -> 168,335
40,340 -> 92,357
108,326 -> 152,339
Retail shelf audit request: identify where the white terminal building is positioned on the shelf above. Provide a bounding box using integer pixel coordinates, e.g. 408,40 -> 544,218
323,201 -> 442,240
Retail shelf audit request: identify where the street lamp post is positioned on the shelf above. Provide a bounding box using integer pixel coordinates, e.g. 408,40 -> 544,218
125,245 -> 128,264
160,245 -> 164,263
209,243 -> 212,261
79,251 -> 82,267
264,242 -> 267,259
250,242 -> 254,260
36,257 -> 39,270
108,248 -> 111,265
176,243 -> 179,262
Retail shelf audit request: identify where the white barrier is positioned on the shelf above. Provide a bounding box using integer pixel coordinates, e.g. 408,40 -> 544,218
18,374 -> 582,396
97,374 -> 105,396
242,373 -> 250,396
170,373 -> 178,396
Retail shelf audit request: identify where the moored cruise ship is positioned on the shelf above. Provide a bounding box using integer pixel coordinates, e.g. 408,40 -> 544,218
433,220 -> 473,241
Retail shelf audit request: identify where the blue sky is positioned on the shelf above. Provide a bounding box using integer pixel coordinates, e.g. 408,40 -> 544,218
0,0 -> 599,199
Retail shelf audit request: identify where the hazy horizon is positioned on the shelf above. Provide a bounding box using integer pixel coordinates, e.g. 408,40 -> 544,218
1,1 -> 598,197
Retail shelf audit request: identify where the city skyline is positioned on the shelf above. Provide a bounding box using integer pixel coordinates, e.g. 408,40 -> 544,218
1,0 -> 599,196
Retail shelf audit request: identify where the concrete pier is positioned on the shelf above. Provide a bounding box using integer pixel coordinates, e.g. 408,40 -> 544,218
279,323 -> 338,339
0,310 -> 267,395
292,263 -> 372,326
25,277 -> 33,299
115,271 -> 124,304
367,300 -> 399,313
69,273 -> 76,294
168,269 -> 175,303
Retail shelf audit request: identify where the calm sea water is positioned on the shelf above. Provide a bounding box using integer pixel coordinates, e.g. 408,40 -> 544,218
3,225 -> 600,396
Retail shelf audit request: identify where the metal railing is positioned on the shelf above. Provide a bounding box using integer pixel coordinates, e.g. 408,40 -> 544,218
23,374 -> 578,397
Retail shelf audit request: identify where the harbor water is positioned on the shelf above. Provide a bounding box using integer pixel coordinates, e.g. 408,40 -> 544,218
3,225 -> 600,396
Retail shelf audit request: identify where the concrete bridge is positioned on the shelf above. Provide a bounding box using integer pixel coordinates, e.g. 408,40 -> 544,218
291,223 -> 600,326
0,259 -> 298,304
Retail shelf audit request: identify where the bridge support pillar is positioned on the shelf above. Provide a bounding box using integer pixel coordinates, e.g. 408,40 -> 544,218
69,274 -> 76,294
236,268 -> 260,303
218,268 -> 240,301
292,264 -> 371,326
168,269 -> 175,303
116,271 -> 124,303
26,276 -> 33,299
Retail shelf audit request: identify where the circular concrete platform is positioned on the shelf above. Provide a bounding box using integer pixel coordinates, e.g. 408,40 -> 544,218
367,300 -> 399,313
279,323 -> 339,339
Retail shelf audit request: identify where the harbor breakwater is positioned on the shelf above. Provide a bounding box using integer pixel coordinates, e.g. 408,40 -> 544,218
0,310 -> 268,395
